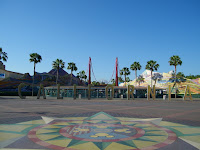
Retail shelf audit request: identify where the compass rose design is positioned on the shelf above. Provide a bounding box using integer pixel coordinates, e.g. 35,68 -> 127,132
1,112 -> 200,150
28,112 -> 177,150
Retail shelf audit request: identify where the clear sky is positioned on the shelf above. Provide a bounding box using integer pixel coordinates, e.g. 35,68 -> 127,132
0,0 -> 200,82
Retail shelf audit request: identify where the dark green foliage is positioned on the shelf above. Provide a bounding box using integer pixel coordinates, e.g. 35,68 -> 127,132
118,77 -> 124,82
186,74 -> 200,79
92,81 -> 100,86
170,72 -> 186,83
120,67 -> 130,85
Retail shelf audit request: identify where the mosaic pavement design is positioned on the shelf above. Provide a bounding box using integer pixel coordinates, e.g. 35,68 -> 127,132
0,112 -> 200,150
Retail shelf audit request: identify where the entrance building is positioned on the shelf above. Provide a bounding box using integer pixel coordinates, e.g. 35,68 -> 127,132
44,86 -> 164,99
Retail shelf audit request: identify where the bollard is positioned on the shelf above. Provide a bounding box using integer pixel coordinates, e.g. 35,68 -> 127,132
121,95 -> 123,100
79,94 -> 81,99
163,95 -> 166,100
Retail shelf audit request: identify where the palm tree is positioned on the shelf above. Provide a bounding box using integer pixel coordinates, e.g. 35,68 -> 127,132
130,62 -> 141,86
77,70 -> 87,82
136,75 -> 145,86
29,53 -> 42,96
67,62 -> 78,85
0,48 -> 8,62
52,59 -> 65,84
169,55 -> 182,87
145,60 -> 159,87
81,70 -> 87,82
120,67 -> 130,86
152,73 -> 163,85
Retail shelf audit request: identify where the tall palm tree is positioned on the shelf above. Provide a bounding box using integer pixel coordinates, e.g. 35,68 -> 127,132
169,55 -> 182,87
52,59 -> 65,84
29,53 -> 42,96
67,62 -> 78,85
130,62 -> 141,86
145,60 -> 159,87
120,67 -> 130,86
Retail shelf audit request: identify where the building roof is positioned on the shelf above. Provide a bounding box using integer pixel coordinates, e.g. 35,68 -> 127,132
48,68 -> 69,76
0,69 -> 24,75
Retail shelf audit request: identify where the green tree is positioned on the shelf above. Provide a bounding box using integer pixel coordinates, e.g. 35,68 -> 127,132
145,60 -> 159,87
120,67 -> 130,86
152,73 -> 163,86
29,53 -> 42,96
130,62 -> 141,85
67,62 -> 78,85
186,74 -> 200,79
169,71 -> 185,98
77,70 -> 87,82
176,72 -> 185,82
169,55 -> 182,87
0,48 -> 8,62
111,79 -> 115,85
126,77 -> 130,82
92,81 -> 96,86
77,73 -> 80,79
170,72 -> 186,83
92,81 -> 100,86
118,77 -> 124,83
136,75 -> 145,86
52,59 -> 65,85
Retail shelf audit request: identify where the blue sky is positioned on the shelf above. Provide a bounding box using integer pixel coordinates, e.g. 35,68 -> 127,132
0,0 -> 200,82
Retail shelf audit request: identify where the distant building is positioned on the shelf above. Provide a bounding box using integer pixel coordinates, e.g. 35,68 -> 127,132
0,61 -> 24,81
0,62 -> 80,85
35,72 -> 54,81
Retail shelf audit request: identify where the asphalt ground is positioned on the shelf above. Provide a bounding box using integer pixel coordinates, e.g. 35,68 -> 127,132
0,96 -> 200,126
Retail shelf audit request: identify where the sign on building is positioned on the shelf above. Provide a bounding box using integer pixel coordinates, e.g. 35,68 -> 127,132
0,73 -> 5,78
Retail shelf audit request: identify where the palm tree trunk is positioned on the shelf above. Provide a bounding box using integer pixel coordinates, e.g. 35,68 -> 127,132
125,75 -> 126,86
56,69 -> 58,85
175,66 -> 177,98
32,63 -> 35,96
151,70 -> 152,87
71,70 -> 72,85
135,70 -> 137,86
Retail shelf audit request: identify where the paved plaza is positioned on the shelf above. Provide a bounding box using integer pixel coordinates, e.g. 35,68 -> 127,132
0,96 -> 200,150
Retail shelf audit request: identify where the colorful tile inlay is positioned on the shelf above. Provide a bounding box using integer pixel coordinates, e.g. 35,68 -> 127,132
0,112 -> 200,149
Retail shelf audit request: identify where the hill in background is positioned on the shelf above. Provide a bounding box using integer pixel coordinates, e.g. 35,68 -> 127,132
120,70 -> 200,94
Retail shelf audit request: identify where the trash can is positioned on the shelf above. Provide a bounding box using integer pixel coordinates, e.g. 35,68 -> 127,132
163,95 -> 166,100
